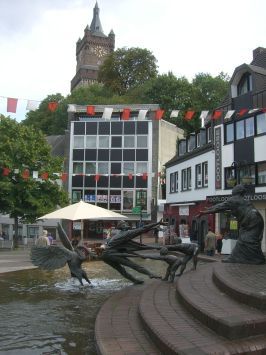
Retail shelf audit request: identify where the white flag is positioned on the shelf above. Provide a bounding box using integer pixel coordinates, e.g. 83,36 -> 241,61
170,110 -> 180,118
224,110 -> 235,120
26,100 -> 40,111
67,104 -> 76,112
102,107 -> 113,119
138,110 -> 148,120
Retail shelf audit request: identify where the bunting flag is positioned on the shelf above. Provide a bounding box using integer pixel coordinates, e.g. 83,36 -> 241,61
22,169 -> 30,180
48,102 -> 58,112
41,172 -> 49,180
155,109 -> 164,120
128,173 -> 133,180
142,172 -> 148,180
102,108 -> 113,119
170,110 -> 180,118
224,110 -> 235,120
32,171 -> 39,179
121,108 -> 131,120
61,173 -> 68,182
94,174 -> 100,182
87,105 -> 95,115
238,108 -> 248,117
26,100 -> 40,111
184,111 -> 195,121
138,110 -> 148,120
2,167 -> 11,176
7,98 -> 18,113
67,104 -> 76,112
212,110 -> 223,120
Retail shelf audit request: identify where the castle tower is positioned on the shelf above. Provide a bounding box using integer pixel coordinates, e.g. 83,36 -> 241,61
70,2 -> 115,91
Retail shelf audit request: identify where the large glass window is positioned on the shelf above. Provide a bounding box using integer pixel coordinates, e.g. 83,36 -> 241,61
203,162 -> 208,187
239,165 -> 255,185
170,173 -> 175,193
225,123 -> 234,143
98,136 -> 109,148
195,164 -> 202,188
245,117 -> 254,137
257,113 -> 266,135
85,162 -> 96,174
85,136 -> 97,148
98,162 -> 109,174
237,73 -> 252,95
123,191 -> 133,210
236,120 -> 245,140
124,136 -> 135,148
137,136 -> 148,148
73,162 -> 83,174
123,162 -> 134,174
136,162 -> 147,174
257,162 -> 266,185
73,136 -> 84,149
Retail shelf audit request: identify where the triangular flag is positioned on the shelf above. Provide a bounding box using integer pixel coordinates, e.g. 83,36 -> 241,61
87,105 -> 95,115
32,171 -> 39,179
155,109 -> 164,120
128,173 -> 133,180
95,174 -> 100,182
48,102 -> 58,112
2,167 -> 11,176
142,172 -> 148,180
7,98 -> 18,113
26,100 -> 40,111
67,104 -> 76,112
237,108 -> 248,117
138,110 -> 148,120
212,110 -> 223,120
22,169 -> 30,179
121,108 -> 131,120
41,172 -> 49,180
170,110 -> 179,118
224,110 -> 235,120
102,108 -> 113,119
184,111 -> 195,120
61,173 -> 68,182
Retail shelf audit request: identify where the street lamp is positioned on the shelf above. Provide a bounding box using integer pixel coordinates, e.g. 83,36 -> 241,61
137,189 -> 146,243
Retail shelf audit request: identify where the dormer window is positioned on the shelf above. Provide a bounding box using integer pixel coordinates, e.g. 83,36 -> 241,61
237,73 -> 252,96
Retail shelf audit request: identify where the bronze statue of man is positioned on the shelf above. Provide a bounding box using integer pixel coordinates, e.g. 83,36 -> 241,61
197,184 -> 265,264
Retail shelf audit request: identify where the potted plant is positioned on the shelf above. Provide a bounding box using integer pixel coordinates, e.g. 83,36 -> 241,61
226,177 -> 237,187
242,176 -> 252,185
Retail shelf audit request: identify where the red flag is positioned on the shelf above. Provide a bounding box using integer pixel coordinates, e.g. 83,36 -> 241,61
262,108 -> 266,113
7,98 -> 18,113
121,108 -> 131,120
212,110 -> 222,120
128,173 -> 133,180
94,174 -> 100,182
184,111 -> 195,120
142,172 -> 148,180
48,102 -> 58,112
237,109 -> 248,117
61,173 -> 68,182
41,172 -> 49,180
22,169 -> 30,180
87,105 -> 95,115
155,109 -> 164,120
2,167 -> 11,176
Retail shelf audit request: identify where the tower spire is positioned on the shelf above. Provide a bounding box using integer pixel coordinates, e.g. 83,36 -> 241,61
90,1 -> 104,35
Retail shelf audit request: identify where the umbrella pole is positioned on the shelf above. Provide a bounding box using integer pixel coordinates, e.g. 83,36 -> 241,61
81,220 -> 84,243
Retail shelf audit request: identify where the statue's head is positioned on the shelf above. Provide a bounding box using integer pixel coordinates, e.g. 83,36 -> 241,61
117,221 -> 130,230
232,184 -> 246,196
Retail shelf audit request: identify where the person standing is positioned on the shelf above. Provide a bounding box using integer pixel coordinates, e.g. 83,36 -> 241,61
205,229 -> 216,256
35,230 -> 50,247
216,233 -> 223,255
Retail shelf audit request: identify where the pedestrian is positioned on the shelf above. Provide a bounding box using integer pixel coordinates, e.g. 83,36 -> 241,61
216,233 -> 223,255
35,230 -> 50,247
47,233 -> 53,245
205,228 -> 216,256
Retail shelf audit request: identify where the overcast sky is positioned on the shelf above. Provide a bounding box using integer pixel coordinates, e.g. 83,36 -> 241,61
0,0 -> 265,121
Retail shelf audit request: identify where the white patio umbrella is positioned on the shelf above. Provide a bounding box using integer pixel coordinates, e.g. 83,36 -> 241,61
39,200 -> 128,221
38,200 -> 128,241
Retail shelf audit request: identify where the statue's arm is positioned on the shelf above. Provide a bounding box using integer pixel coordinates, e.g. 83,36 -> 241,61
197,200 -> 232,217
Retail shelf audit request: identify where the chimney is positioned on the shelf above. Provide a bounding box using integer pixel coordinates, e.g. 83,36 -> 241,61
253,47 -> 266,60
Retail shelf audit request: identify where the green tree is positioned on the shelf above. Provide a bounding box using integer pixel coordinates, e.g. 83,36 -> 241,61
0,115 -> 69,247
98,47 -> 158,95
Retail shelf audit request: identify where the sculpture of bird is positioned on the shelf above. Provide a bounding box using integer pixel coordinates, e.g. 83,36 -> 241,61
31,223 -> 96,285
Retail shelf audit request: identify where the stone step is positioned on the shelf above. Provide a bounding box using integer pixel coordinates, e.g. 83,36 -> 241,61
213,262 -> 266,310
95,284 -> 161,355
176,263 -> 266,340
139,279 -> 266,354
